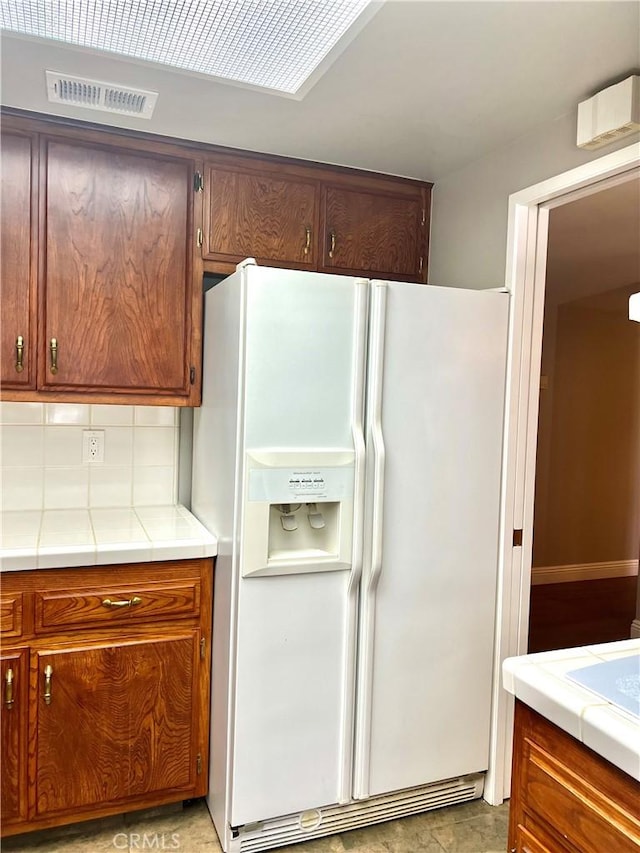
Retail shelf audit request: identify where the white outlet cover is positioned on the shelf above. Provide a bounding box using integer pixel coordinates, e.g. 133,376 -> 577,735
82,429 -> 105,463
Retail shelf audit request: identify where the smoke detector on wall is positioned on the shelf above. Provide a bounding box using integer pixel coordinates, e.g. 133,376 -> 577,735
577,75 -> 640,149
46,71 -> 158,119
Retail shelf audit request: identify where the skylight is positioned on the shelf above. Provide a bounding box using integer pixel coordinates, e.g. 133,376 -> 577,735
0,0 -> 377,96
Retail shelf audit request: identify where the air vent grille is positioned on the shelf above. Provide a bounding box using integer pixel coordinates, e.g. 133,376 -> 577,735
46,72 -> 158,118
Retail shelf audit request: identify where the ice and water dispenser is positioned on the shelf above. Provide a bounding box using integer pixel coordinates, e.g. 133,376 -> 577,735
242,451 -> 354,577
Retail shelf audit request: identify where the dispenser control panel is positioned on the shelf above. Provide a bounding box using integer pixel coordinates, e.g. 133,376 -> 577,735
249,466 -> 353,502
287,473 -> 326,493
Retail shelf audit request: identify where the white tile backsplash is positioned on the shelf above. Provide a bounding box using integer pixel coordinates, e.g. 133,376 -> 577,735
1,468 -> 44,511
133,427 -> 176,466
91,405 -> 134,426
133,466 -> 176,505
0,402 -> 44,424
2,404 -> 179,510
44,426 -> 84,467
1,425 -> 44,467
46,403 -> 91,425
44,466 -> 90,509
89,466 -> 133,507
134,406 -> 178,427
102,427 -> 134,466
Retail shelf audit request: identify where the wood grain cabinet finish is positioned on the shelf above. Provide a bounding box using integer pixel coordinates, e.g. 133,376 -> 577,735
33,634 -> 198,817
0,115 -> 203,406
320,183 -> 428,281
0,131 -> 37,390
508,700 -> 640,853
203,163 -> 319,269
1,649 -> 28,828
0,558 -> 213,838
2,108 -> 432,406
0,593 -> 24,639
40,137 -> 198,400
200,152 -> 431,283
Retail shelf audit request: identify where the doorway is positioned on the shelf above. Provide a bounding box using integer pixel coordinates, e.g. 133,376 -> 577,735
528,178 -> 640,652
484,142 -> 640,806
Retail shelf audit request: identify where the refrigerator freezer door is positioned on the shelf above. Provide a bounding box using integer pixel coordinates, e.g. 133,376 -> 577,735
230,267 -> 369,825
355,282 -> 509,799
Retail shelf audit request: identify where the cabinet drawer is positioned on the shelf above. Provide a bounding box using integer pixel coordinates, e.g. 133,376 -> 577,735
524,739 -> 640,853
0,594 -> 24,638
34,581 -> 200,632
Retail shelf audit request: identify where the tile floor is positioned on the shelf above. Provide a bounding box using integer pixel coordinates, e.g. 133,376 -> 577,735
1,798 -> 510,853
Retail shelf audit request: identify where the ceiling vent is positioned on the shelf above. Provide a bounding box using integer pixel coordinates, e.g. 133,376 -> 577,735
45,71 -> 158,119
577,75 -> 640,149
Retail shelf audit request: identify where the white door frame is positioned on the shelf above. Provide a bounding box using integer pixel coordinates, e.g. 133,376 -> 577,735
484,141 -> 640,805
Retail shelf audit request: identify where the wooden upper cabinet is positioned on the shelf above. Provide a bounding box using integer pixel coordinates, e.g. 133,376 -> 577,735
203,163 -> 319,268
0,131 -> 37,389
40,137 -> 197,399
320,183 -> 428,281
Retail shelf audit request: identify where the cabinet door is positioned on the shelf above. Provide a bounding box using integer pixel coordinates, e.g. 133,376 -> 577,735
1,649 -> 28,826
320,184 -> 427,281
40,138 -> 196,397
33,633 -> 200,818
0,132 -> 37,389
203,164 -> 319,268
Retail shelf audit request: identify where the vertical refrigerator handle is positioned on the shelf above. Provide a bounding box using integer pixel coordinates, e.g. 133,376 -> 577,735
367,283 -> 387,590
337,277 -> 370,804
350,278 -> 370,590
353,280 -> 388,800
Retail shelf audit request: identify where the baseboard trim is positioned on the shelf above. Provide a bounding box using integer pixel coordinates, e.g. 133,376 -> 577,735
531,559 -> 639,586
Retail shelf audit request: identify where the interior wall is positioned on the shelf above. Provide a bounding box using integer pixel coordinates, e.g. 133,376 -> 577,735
532,286 -> 640,568
428,112 -> 639,289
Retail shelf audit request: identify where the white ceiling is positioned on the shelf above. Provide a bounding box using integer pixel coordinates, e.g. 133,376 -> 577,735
1,1 -> 639,182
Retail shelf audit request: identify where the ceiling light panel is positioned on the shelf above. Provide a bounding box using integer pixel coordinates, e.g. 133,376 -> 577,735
1,0 -> 374,95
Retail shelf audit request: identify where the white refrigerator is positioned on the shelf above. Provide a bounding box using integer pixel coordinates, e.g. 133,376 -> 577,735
191,259 -> 509,852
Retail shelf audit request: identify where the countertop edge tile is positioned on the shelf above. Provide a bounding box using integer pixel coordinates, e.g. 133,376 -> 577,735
503,640 -> 640,781
1,505 -> 217,570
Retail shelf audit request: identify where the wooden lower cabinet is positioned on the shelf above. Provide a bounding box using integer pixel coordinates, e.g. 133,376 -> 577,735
0,558 -> 213,837
1,648 -> 28,828
508,700 -> 640,853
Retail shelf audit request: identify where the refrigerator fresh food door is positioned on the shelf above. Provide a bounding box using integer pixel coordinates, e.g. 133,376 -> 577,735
354,281 -> 509,799
230,265 -> 369,825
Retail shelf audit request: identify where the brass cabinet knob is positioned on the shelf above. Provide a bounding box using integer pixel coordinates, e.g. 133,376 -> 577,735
15,335 -> 24,373
43,664 -> 53,705
49,338 -> 58,375
303,226 -> 311,256
5,668 -> 14,708
328,230 -> 336,259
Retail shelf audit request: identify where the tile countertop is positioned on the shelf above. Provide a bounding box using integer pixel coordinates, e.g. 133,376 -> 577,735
503,639 -> 640,782
0,506 -> 217,570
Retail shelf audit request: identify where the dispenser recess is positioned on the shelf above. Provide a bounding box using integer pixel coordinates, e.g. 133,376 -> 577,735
242,450 -> 355,577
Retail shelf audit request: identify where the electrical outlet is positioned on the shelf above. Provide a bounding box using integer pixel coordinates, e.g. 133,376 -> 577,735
82,430 -> 105,463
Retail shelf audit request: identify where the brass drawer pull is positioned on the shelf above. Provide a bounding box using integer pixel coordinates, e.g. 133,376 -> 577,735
43,664 -> 53,705
102,596 -> 142,609
5,668 -> 14,708
49,337 -> 58,374
15,335 -> 24,373
303,226 -> 311,256
328,230 -> 336,259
